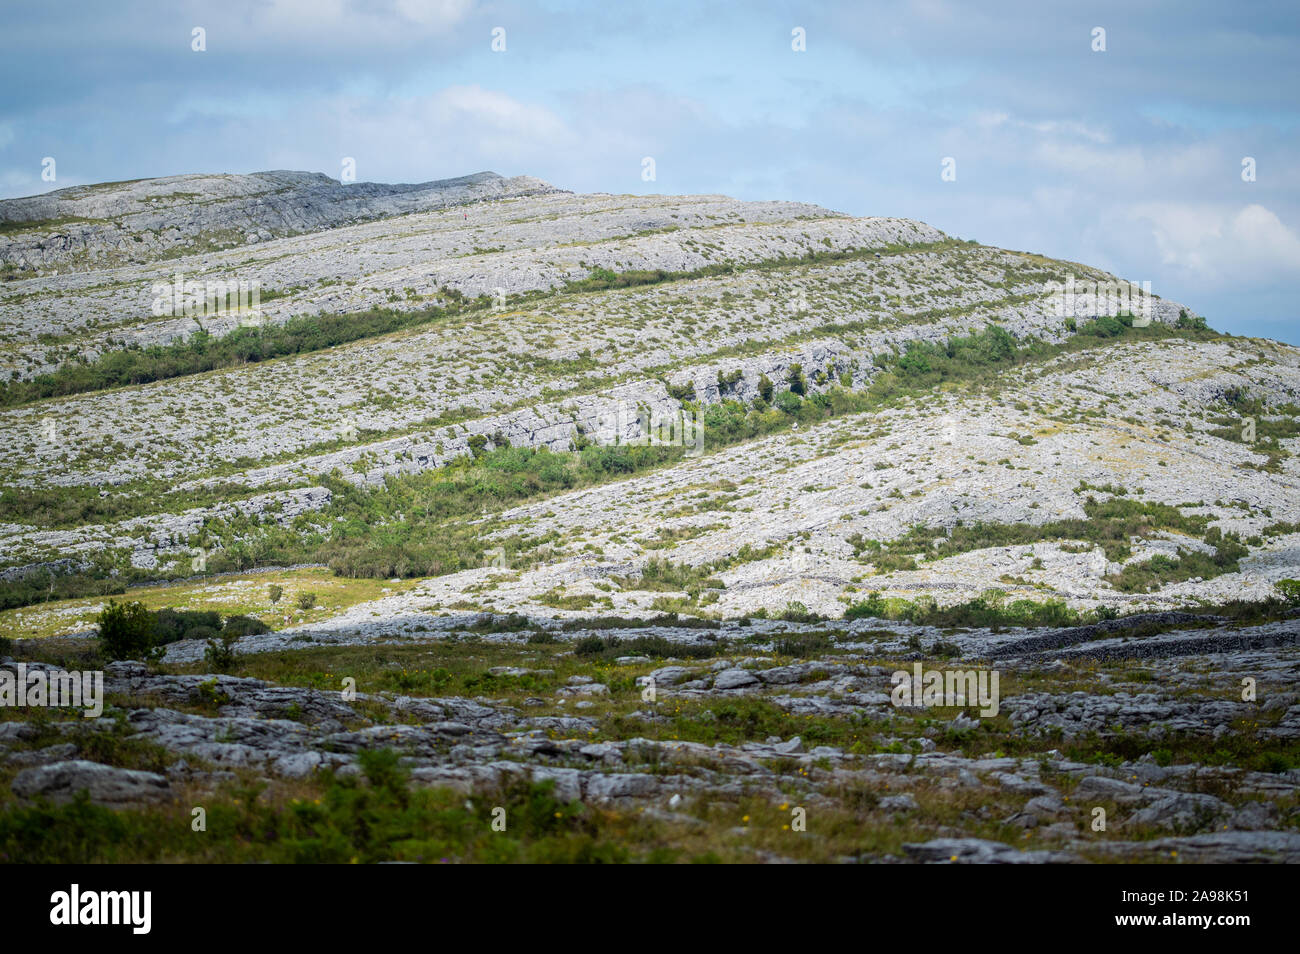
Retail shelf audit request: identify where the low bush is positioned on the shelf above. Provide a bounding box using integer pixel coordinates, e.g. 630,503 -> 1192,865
97,601 -> 270,660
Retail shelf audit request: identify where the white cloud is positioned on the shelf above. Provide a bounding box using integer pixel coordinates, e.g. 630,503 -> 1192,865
973,111 -> 1009,129
226,0 -> 476,51
1032,141 -> 1147,179
1228,204 -> 1300,270
423,86 -> 566,140
239,85 -> 575,182
907,0 -> 958,23
393,0 -> 474,27
1131,201 -> 1300,282
1019,119 -> 1111,144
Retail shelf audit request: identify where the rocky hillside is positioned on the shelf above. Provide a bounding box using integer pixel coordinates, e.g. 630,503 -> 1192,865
1,170 -> 1297,864
2,172 -> 1295,619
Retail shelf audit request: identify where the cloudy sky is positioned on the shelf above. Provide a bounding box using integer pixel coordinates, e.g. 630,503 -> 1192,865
2,0 -> 1297,342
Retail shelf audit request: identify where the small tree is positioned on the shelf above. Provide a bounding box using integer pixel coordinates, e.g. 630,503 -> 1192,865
268,583 -> 283,605
98,599 -> 155,660
204,633 -> 238,673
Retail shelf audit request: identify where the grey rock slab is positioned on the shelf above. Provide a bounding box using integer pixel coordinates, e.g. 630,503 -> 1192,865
12,759 -> 172,807
529,766 -> 583,802
5,742 -> 79,767
880,793 -> 918,811
713,668 -> 760,690
1087,831 -> 1300,863
646,666 -> 698,687
1074,775 -> 1148,805
584,772 -> 661,800
903,837 -> 1075,864
1123,792 -> 1231,831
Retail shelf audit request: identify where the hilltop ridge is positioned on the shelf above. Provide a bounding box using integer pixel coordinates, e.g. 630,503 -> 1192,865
0,169 -> 562,271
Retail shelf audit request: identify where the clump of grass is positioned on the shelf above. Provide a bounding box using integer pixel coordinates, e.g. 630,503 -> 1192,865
775,601 -> 824,623
572,634 -> 722,660
469,613 -> 532,633
855,497 -> 1219,567
613,558 -> 724,598
538,590 -> 600,611
560,614 -> 721,632
846,589 -> 1081,629
1065,726 -> 1300,776
773,630 -> 835,656
0,763 -> 627,864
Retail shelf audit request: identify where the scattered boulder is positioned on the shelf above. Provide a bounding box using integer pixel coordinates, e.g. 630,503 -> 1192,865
12,760 -> 172,807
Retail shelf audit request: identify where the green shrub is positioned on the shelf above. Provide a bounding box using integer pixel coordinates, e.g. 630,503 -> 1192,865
222,614 -> 270,638
773,391 -> 803,414
99,601 -> 272,660
97,599 -> 155,660
717,368 -> 743,392
151,608 -> 223,645
1276,579 -> 1300,605
357,747 -> 409,796
203,633 -> 238,673
666,381 -> 696,402
897,346 -> 932,375
1080,313 -> 1129,338
776,601 -> 822,623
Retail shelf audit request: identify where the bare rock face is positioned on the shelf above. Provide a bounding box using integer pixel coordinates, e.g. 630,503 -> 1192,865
11,759 -> 172,807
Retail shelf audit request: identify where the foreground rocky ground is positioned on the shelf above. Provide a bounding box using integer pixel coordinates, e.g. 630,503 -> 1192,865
3,605 -> 1297,863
